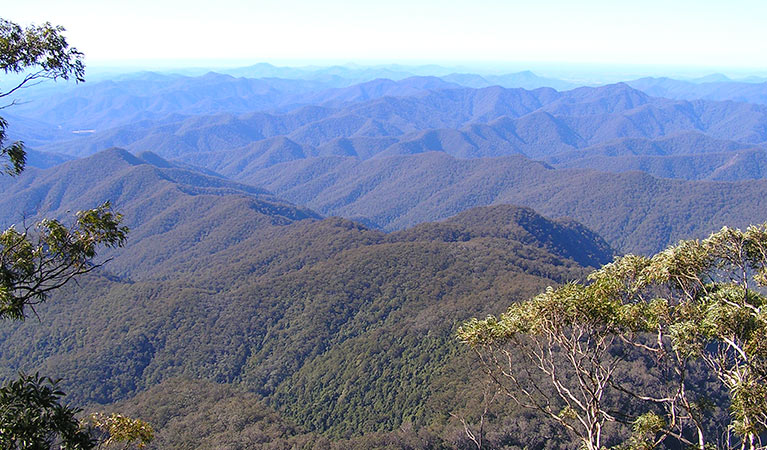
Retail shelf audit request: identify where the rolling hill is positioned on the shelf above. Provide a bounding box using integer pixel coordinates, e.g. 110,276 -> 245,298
0,148 -> 319,278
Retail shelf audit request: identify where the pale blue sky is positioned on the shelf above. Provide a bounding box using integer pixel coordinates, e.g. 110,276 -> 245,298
5,0 -> 767,71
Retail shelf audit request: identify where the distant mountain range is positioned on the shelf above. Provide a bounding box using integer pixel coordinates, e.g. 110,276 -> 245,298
8,66 -> 767,141
7,77 -> 767,255
20,81 -> 766,187
222,62 -> 578,90
627,76 -> 767,105
5,69 -> 574,135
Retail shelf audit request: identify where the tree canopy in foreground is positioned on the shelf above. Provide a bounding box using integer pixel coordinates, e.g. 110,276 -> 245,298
0,17 -> 84,175
0,17 -> 152,449
459,224 -> 767,450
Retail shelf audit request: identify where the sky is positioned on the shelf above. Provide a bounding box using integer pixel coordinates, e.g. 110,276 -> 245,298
4,0 -> 767,75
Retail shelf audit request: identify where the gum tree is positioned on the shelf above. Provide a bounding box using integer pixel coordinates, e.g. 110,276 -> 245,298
459,225 -> 767,449
458,282 -> 630,450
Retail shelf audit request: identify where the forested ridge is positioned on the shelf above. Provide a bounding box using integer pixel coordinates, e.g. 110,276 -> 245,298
0,199 -> 613,447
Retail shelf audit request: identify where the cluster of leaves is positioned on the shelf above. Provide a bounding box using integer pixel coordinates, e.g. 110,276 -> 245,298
0,18 -> 84,175
88,413 -> 154,449
459,224 -> 767,449
0,370 -> 154,450
0,18 -> 84,93
0,372 -> 94,449
0,115 -> 24,175
0,202 -> 128,320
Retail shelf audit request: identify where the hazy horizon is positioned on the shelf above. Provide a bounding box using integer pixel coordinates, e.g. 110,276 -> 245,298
4,0 -> 767,75
3,58 -> 767,95
81,58 -> 767,81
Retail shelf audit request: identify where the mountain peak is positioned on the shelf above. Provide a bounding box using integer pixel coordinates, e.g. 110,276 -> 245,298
544,82 -> 652,115
692,73 -> 732,83
445,204 -> 614,267
137,151 -> 175,168
88,147 -> 144,166
595,82 -> 646,95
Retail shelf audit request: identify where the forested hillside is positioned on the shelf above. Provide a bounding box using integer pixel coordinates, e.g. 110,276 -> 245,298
0,148 -> 319,278
0,191 -> 613,447
249,152 -> 767,254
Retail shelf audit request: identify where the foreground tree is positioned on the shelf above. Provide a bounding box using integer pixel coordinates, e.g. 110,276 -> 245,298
0,202 -> 133,449
0,373 -> 94,449
1,18 -> 152,449
0,202 -> 128,320
458,282 -> 637,450
459,225 -> 767,450
0,372 -> 154,450
1,17 -> 84,174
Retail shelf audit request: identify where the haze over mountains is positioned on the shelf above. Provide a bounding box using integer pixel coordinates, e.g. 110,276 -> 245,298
2,62 -> 766,447
18,77 -> 767,178
626,76 -> 767,104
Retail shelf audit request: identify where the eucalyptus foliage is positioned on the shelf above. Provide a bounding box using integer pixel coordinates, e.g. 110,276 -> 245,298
0,202 -> 128,321
88,413 -> 154,450
459,225 -> 767,450
0,17 -> 84,174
